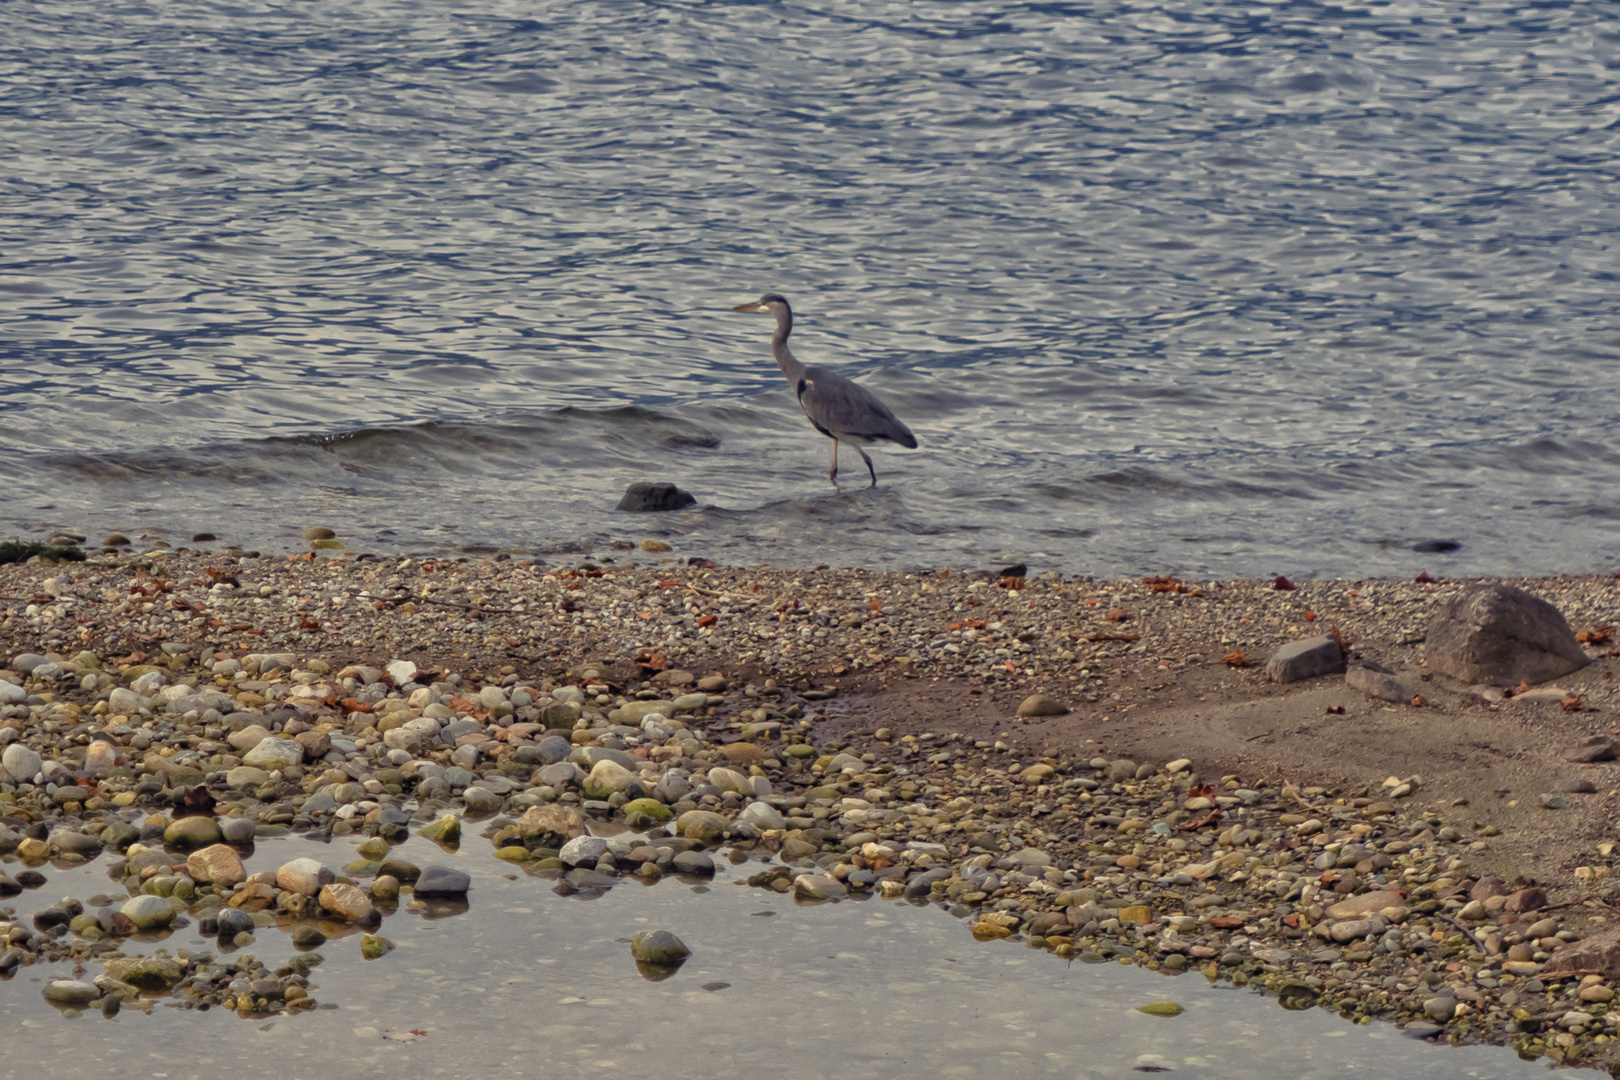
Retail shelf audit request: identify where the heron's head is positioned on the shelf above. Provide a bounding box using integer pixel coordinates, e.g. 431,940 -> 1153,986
732,292 -> 789,314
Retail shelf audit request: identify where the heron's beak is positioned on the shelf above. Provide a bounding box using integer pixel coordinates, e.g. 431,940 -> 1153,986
731,302 -> 764,312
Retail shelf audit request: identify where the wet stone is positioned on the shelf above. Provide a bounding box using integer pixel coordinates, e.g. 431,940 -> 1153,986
617,482 -> 696,512
630,929 -> 690,965
415,866 -> 471,896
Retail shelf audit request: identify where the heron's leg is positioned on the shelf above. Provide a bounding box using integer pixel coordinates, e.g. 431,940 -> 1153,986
856,445 -> 877,487
828,439 -> 839,482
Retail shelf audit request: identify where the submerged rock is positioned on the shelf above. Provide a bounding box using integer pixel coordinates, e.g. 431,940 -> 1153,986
629,929 -> 690,965
617,482 -> 696,512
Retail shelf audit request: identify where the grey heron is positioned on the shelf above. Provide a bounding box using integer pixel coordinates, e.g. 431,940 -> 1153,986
731,292 -> 918,487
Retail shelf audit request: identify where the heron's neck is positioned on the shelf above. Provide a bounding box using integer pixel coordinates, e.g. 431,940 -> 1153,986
772,308 -> 805,382
773,340 -> 805,382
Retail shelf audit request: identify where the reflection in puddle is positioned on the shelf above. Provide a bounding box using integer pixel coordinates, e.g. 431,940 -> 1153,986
0,834 -> 1592,1079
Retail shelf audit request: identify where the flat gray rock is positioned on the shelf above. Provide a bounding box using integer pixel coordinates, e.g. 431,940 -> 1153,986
1425,584 -> 1588,686
1265,635 -> 1345,683
1564,736 -> 1617,763
1345,665 -> 1411,703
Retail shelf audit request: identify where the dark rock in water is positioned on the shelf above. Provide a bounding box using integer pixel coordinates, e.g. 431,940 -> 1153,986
100,821 -> 141,851
1426,584 -> 1588,686
904,866 -> 953,898
292,925 -> 327,949
1412,539 -> 1462,553
617,482 -> 696,512
630,929 -> 690,966
1265,635 -> 1345,683
414,866 -> 471,896
671,850 -> 715,877
172,785 -> 217,818
377,857 -> 421,884
32,906 -> 70,930
215,908 -> 255,938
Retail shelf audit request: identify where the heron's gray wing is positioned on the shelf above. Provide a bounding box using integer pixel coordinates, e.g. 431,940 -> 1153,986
797,367 -> 918,448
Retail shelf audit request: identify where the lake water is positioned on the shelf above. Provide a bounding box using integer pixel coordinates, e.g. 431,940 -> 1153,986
2,0 -> 1618,578
0,833 -> 1583,1079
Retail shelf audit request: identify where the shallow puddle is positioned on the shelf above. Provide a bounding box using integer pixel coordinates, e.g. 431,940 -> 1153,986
0,834 -> 1589,1079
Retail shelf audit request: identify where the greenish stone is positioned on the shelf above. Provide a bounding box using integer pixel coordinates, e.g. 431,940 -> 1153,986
494,845 -> 532,862
417,815 -> 461,846
630,929 -> 691,965
293,925 -> 327,948
163,816 -> 223,850
104,956 -> 185,991
1135,1002 -> 1184,1017
377,858 -> 420,883
356,837 -> 391,860
361,934 -> 394,960
621,798 -> 673,822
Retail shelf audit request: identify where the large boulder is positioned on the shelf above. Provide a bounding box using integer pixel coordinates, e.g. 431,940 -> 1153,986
1545,929 -> 1620,979
1426,584 -> 1588,687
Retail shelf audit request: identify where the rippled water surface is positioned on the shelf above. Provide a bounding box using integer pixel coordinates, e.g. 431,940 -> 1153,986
0,834 -> 1581,1079
3,0 -> 1620,576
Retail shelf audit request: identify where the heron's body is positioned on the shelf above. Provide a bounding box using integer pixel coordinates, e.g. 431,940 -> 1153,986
732,293 -> 917,486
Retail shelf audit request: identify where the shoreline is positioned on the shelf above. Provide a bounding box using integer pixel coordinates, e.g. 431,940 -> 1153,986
3,546 -> 1620,1066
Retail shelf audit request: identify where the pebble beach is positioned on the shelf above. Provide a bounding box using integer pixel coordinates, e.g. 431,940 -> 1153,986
3,537 -> 1620,1069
